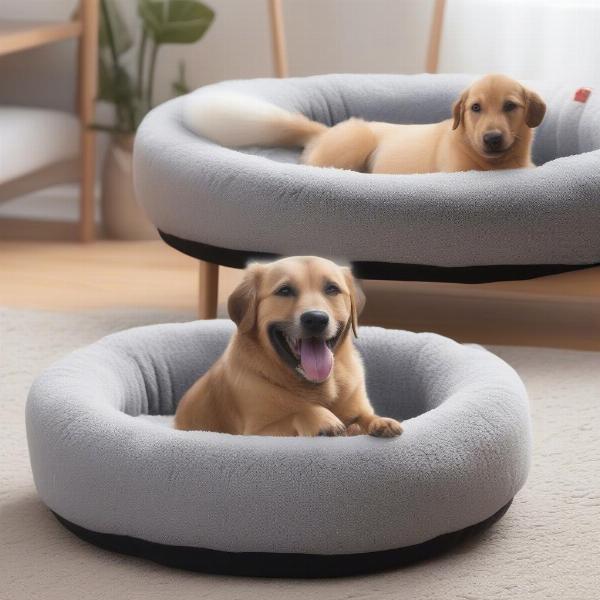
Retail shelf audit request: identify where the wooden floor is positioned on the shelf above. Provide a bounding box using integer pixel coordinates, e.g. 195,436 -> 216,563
1,240 -> 599,350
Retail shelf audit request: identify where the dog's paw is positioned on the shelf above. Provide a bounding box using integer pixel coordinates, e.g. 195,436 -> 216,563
345,423 -> 363,436
317,419 -> 347,437
368,417 -> 403,438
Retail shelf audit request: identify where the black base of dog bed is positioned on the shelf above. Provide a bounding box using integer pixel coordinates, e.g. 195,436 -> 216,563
158,230 -> 597,284
53,500 -> 512,578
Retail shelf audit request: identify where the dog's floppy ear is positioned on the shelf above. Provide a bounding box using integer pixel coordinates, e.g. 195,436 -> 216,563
343,268 -> 366,338
452,89 -> 468,130
228,263 -> 263,333
524,87 -> 546,128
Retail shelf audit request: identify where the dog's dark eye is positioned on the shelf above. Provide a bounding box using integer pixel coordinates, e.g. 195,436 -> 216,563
275,284 -> 295,297
471,103 -> 481,112
503,101 -> 517,112
324,283 -> 341,296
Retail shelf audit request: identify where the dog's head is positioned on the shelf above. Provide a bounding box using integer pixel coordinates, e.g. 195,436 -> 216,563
228,256 -> 365,384
452,74 -> 546,160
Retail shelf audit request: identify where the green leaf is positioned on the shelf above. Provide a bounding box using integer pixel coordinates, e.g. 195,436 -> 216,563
138,0 -> 215,45
97,58 -> 115,102
99,0 -> 132,55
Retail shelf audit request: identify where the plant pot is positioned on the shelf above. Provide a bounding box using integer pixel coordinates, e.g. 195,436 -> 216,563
101,134 -> 158,240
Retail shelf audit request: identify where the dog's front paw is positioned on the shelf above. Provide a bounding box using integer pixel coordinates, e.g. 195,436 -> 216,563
345,423 -> 362,436
368,417 -> 403,438
317,419 -> 347,437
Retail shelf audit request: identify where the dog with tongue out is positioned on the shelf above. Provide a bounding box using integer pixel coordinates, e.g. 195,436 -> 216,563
175,256 -> 403,437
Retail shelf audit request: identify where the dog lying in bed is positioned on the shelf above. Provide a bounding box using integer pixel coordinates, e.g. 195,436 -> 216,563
175,256 -> 402,437
184,74 -> 546,174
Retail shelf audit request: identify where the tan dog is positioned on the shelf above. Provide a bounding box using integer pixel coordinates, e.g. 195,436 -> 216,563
175,257 -> 402,437
184,74 -> 546,174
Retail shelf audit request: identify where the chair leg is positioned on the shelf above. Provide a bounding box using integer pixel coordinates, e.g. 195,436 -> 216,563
198,261 -> 219,319
425,0 -> 446,74
77,0 -> 99,242
267,0 -> 289,78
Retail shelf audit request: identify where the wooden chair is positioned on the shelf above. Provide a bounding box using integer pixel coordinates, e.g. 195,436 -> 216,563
0,0 -> 98,242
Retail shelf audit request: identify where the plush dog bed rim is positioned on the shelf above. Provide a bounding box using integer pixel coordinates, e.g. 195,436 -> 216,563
53,500 -> 512,578
159,230 -> 598,284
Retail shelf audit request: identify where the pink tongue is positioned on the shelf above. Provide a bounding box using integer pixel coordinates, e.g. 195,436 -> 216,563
300,338 -> 333,382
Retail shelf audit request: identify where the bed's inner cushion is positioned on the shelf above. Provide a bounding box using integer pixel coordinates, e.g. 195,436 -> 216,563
215,75 -> 599,166
66,321 -> 514,423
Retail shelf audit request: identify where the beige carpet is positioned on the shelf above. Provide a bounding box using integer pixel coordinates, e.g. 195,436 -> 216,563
1,308 -> 599,600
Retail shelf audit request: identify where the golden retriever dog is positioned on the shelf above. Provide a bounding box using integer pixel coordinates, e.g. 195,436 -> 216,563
175,256 -> 402,437
184,73 -> 546,174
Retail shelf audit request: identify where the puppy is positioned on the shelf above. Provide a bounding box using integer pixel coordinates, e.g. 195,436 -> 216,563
184,73 -> 546,174
175,256 -> 402,437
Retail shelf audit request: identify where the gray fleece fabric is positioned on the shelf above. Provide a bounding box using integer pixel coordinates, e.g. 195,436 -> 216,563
26,320 -> 531,554
134,73 -> 600,267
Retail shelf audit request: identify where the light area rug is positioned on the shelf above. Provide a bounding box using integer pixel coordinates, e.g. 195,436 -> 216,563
1,307 -> 599,600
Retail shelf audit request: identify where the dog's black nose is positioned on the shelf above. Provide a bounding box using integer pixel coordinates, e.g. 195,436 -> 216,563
483,131 -> 503,151
300,310 -> 329,335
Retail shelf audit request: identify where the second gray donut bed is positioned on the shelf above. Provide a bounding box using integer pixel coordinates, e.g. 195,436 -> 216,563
26,320 -> 531,577
134,73 -> 600,283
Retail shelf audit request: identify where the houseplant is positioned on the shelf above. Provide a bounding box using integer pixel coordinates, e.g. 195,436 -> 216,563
97,0 -> 215,239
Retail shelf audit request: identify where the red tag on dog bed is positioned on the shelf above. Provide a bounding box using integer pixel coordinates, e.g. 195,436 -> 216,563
574,87 -> 591,103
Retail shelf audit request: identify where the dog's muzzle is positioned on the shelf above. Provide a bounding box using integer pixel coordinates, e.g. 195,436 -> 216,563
268,317 -> 344,384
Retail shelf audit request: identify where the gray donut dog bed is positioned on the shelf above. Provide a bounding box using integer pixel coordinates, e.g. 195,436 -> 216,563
134,73 -> 600,283
26,320 -> 531,577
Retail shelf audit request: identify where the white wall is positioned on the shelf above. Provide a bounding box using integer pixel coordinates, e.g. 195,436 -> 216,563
2,0 -> 598,114
440,0 -> 600,84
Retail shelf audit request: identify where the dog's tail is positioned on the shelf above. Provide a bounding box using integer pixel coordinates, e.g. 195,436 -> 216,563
182,91 -> 327,149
